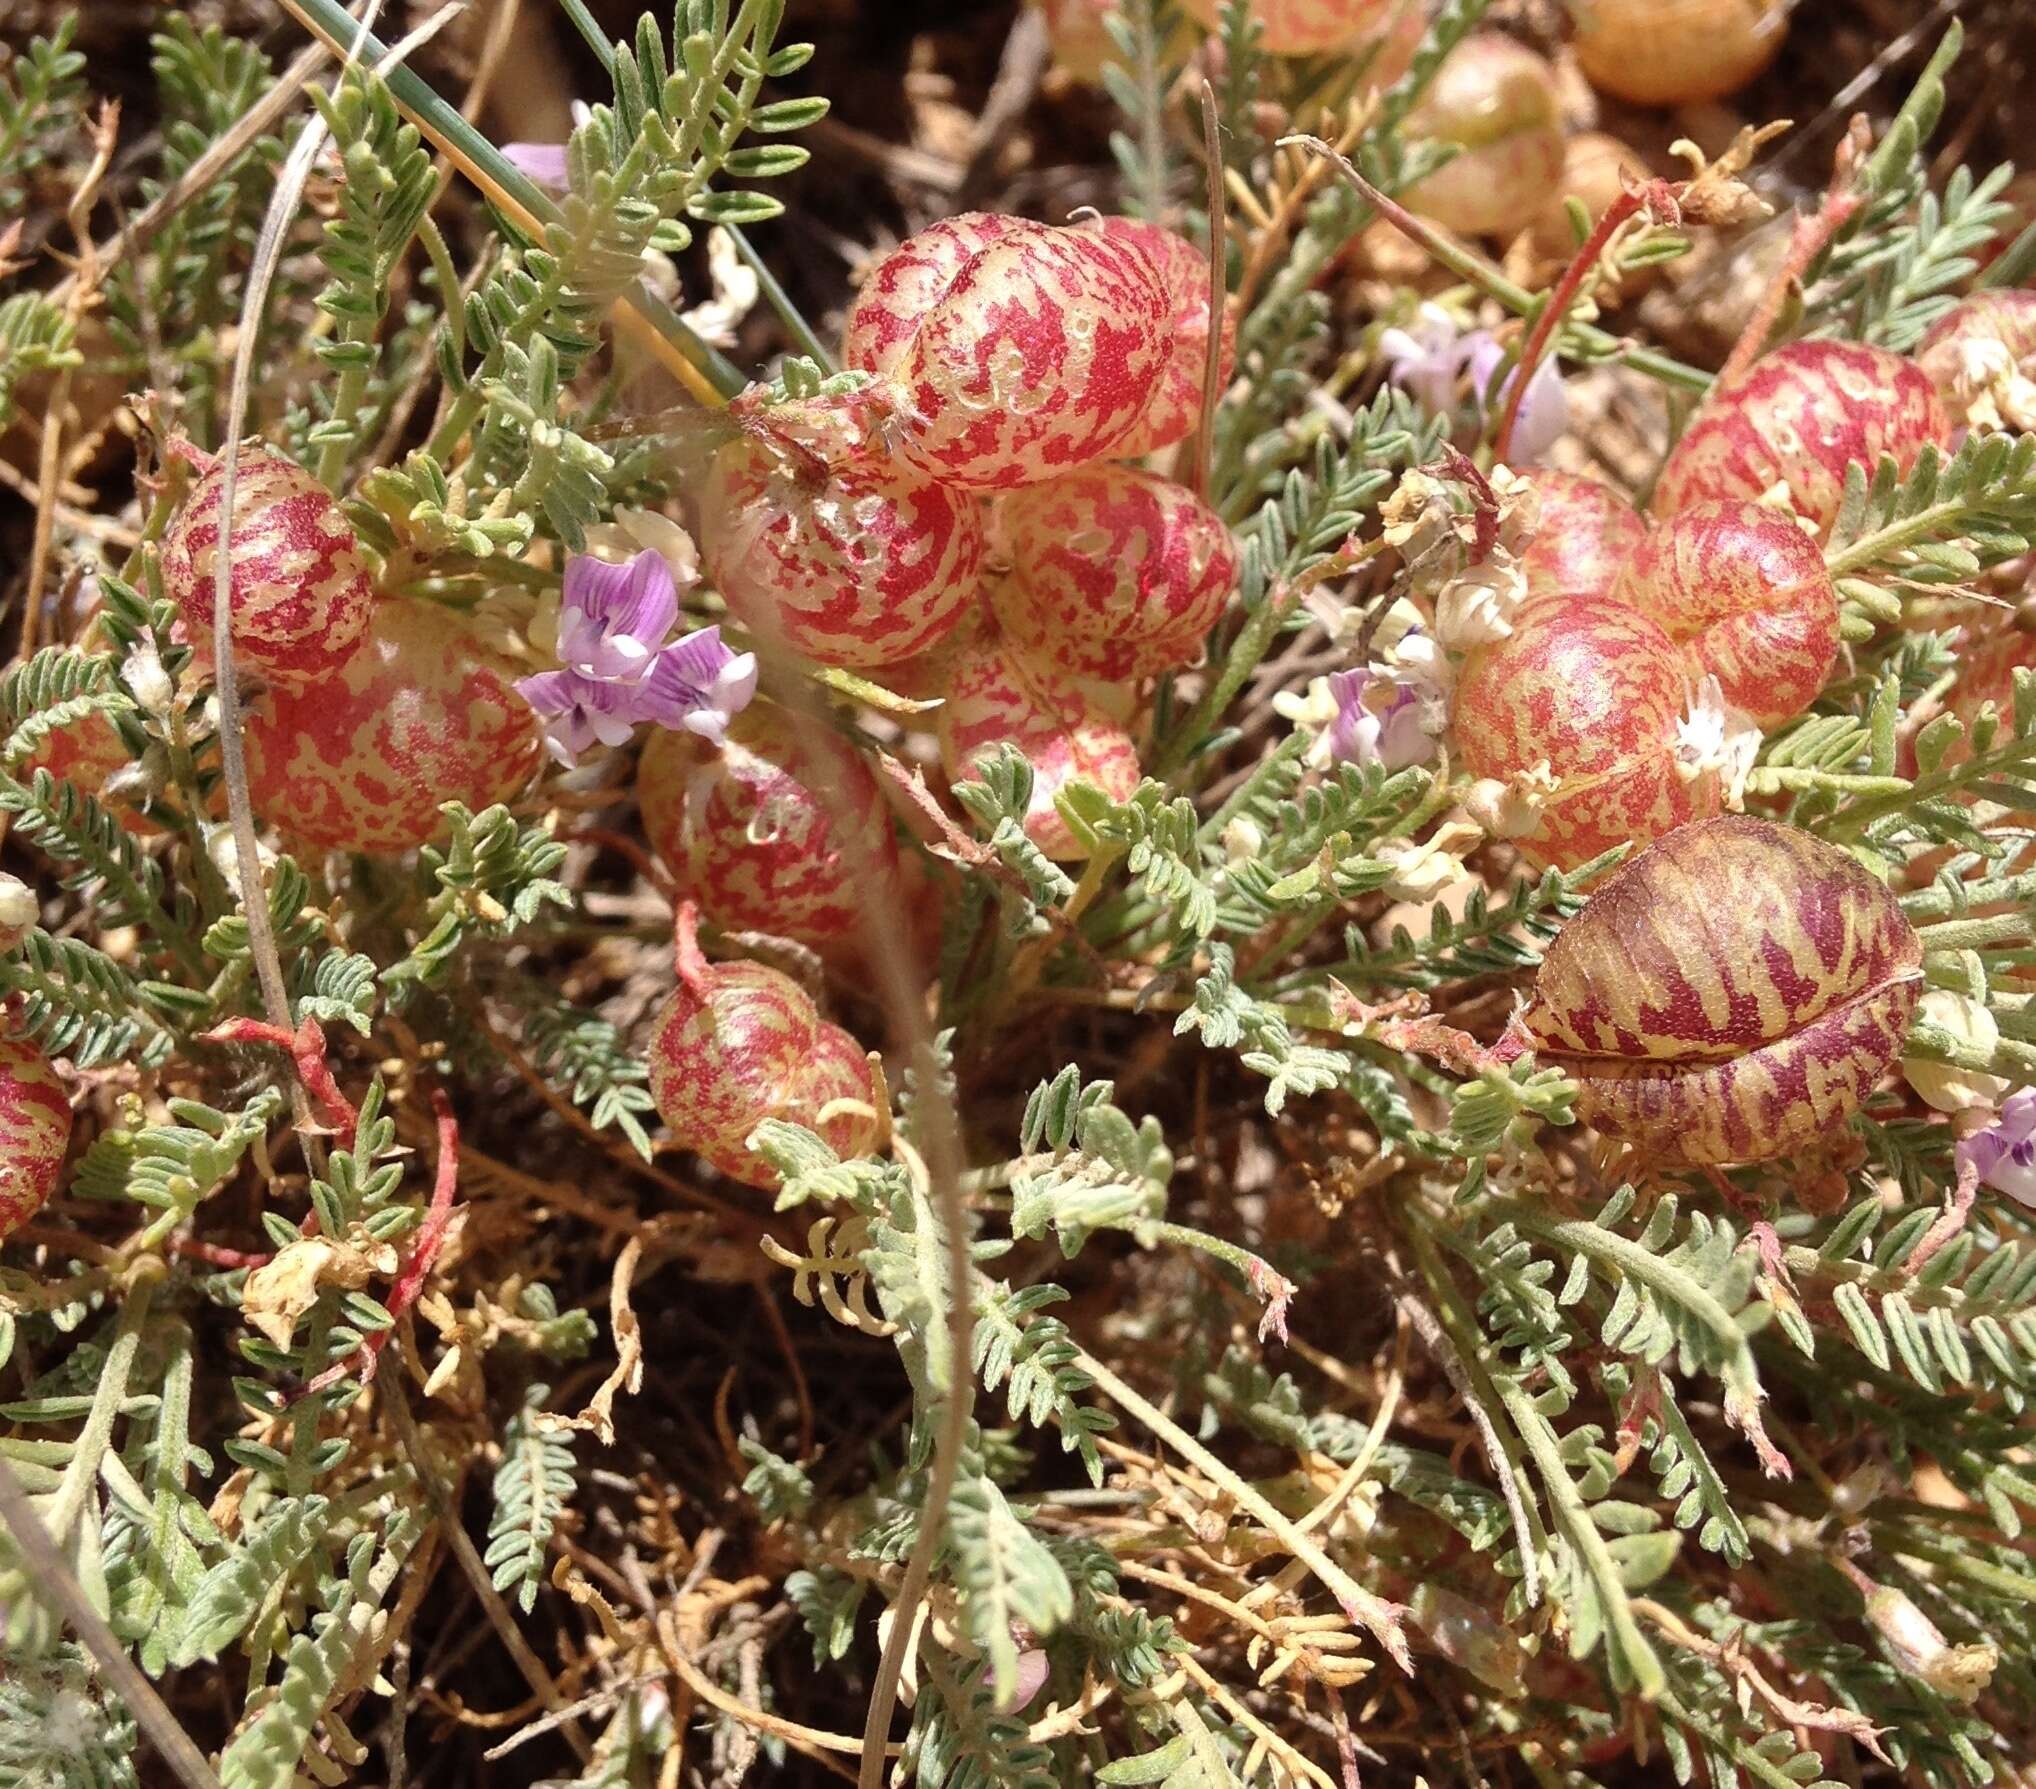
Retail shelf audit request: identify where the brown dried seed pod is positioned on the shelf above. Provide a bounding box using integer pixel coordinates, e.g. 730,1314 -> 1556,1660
1521,816 -> 1923,1165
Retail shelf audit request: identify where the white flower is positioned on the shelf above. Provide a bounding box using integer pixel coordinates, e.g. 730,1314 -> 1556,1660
1674,675 -> 1761,809
1904,990 -> 2008,1113
679,227 -> 762,350
1432,561 -> 1524,650
1463,762 -> 1559,840
0,873 -> 36,952
1220,817 -> 1265,866
581,509 -> 702,588
122,639 -> 174,718
1376,819 -> 1482,903
1273,676 -> 1343,768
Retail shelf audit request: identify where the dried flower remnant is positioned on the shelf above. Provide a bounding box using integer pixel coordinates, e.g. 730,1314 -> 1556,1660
1521,816 -> 1924,1165
1903,990 -> 2008,1113
245,599 -> 540,853
993,466 -> 1237,680
1916,289 -> 2036,433
0,1033 -> 72,1241
160,438 -> 377,690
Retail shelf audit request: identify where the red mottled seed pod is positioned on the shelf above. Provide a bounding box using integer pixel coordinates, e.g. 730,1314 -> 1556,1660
846,216 -> 1172,490
703,387 -> 983,670
1613,500 -> 1838,727
1569,0 -> 1786,107
1522,816 -> 1922,1165
1652,341 -> 1950,535
0,1033 -> 72,1240
160,440 -> 377,691
1453,593 -> 1716,870
647,956 -> 877,1187
1403,33 -> 1566,239
638,705 -> 900,952
938,627 -> 1142,861
844,213 -> 1030,378
993,467 -> 1237,680
1093,218 -> 1237,459
244,599 -> 539,854
1916,290 -> 2036,432
1519,469 -> 1649,602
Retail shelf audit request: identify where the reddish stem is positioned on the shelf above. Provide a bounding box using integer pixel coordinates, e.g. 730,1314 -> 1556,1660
1714,187 -> 1862,393
170,1236 -> 274,1270
297,1086 -> 462,1398
1493,188 -> 1651,463
205,1015 -> 359,1153
673,899 -> 712,997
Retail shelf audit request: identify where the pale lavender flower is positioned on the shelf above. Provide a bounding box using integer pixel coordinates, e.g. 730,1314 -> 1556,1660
1957,1086 -> 2036,1206
638,627 -> 758,746
558,549 -> 681,682
516,670 -> 650,769
1379,305 -> 1470,415
502,101 -> 591,194
1380,305 -> 1568,462
501,142 -> 570,190
1327,668 -> 1436,771
1467,337 -> 1569,464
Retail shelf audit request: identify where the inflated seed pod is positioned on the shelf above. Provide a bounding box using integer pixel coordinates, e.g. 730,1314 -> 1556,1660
1916,290 -> 2036,433
1613,500 -> 1838,728
647,955 -> 877,1188
703,387 -> 983,670
243,598 -> 539,854
0,1033 -> 72,1240
1180,0 -> 1405,57
1568,0 -> 1786,107
1652,341 -> 1950,536
160,440 -> 377,691
937,627 -> 1142,861
19,707 -> 155,836
1402,33 -> 1565,240
1521,816 -> 1922,1164
806,1020 -> 884,1162
848,216 -> 1173,490
1094,218 -> 1237,459
1453,593 -> 1716,870
1032,0 -> 1118,83
1518,469 -> 1649,602
843,213 -> 1031,377
637,705 -> 900,952
993,467 -> 1237,680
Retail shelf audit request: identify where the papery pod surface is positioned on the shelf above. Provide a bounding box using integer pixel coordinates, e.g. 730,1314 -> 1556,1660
0,1034 -> 73,1240
1523,815 -> 1923,1163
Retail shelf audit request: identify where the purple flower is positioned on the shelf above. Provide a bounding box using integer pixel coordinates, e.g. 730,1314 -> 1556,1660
558,549 -> 681,682
1328,669 -> 1435,770
501,141 -> 570,190
1380,307 -> 1470,415
637,627 -> 758,746
1467,338 -> 1569,464
1957,1087 -> 2036,1206
516,670 -> 650,768
1379,306 -> 1568,463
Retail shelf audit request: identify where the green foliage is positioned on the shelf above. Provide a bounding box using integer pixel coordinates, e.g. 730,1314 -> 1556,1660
385,804 -> 573,991
953,748 -> 1077,916
0,1646 -> 138,1789
486,1385 -> 578,1612
0,21 -> 83,214
0,929 -> 176,1069
495,974 -> 658,1161
0,293 -> 79,431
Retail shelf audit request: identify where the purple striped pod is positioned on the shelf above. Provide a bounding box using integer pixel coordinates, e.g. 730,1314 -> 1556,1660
1522,816 -> 1922,1165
